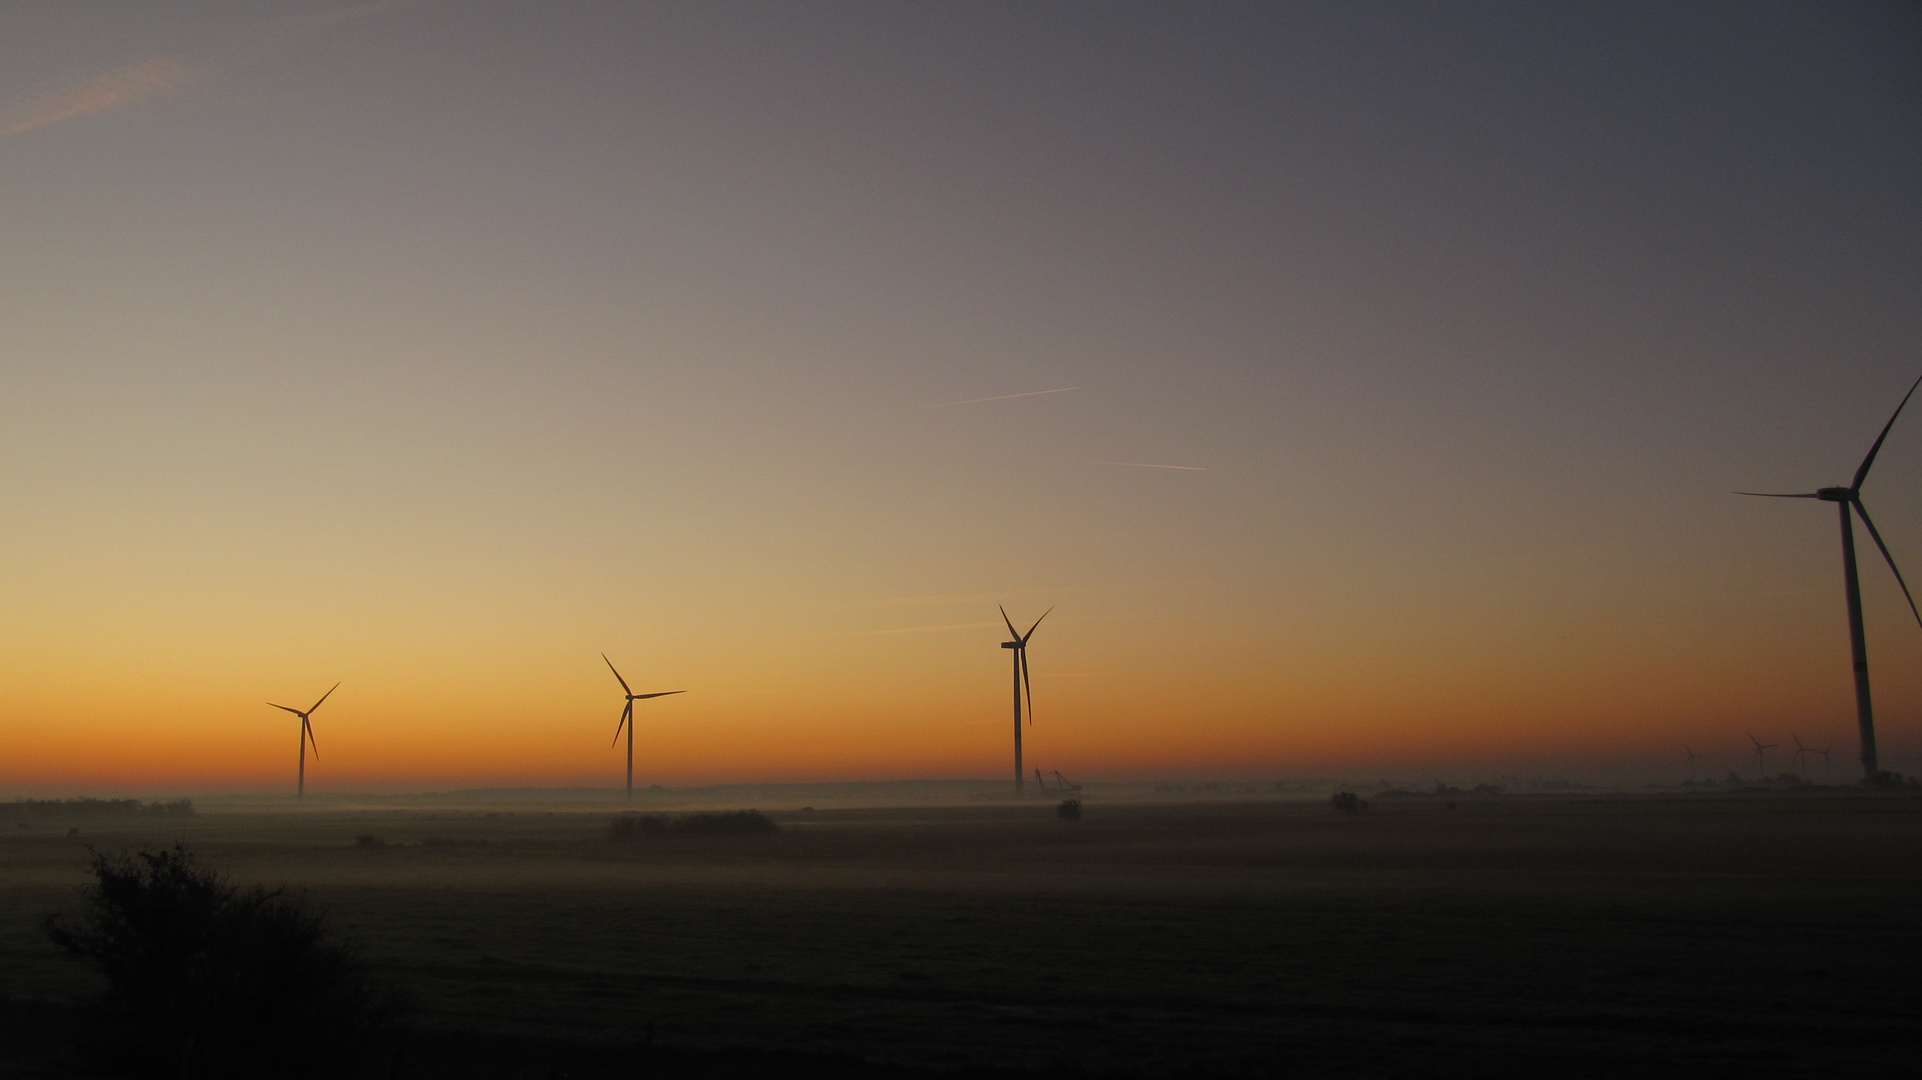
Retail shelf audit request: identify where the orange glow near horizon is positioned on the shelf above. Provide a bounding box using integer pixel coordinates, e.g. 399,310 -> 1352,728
4,4 -> 1921,795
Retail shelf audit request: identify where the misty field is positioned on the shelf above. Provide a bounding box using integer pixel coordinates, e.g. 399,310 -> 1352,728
3,793 -> 1919,1077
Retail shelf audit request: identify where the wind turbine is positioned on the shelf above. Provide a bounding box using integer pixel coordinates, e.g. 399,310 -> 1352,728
1792,734 -> 1813,779
1683,744 -> 1704,781
1740,374 -> 1922,781
1747,733 -> 1778,778
267,683 -> 336,800
999,606 -> 1051,795
1815,740 -> 1835,783
602,655 -> 684,800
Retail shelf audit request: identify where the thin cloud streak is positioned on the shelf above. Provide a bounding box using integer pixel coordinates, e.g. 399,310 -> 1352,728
1,0 -> 444,141
239,0 -> 448,64
848,621 -> 1002,636
1,58 -> 208,139
911,386 -> 1080,411
852,590 -> 1053,609
1096,461 -> 1206,471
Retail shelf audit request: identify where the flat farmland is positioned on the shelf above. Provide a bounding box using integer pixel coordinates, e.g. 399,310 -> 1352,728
4,794 -> 1920,1077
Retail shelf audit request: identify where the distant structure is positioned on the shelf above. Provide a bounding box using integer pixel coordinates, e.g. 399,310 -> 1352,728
1683,744 -> 1704,781
1792,734 -> 1814,779
1740,374 -> 1922,781
999,606 -> 1051,795
1814,740 -> 1835,783
1747,732 -> 1778,777
603,655 -> 685,800
266,683 -> 337,800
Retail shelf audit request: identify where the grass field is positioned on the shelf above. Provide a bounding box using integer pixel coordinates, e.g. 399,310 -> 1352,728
4,792 -> 1920,1077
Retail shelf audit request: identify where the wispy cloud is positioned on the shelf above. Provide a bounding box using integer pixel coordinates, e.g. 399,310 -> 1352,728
2,0 -> 444,141
848,621 -> 1002,636
1,58 -> 209,139
1096,461 -> 1206,471
911,386 -> 1081,411
240,0 -> 446,63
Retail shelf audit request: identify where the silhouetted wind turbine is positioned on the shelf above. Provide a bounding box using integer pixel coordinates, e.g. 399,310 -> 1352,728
267,683 -> 336,800
1740,374 -> 1922,781
999,606 -> 1051,795
1683,744 -> 1704,781
1747,733 -> 1778,777
603,655 -> 684,800
1792,734 -> 1813,779
1816,740 -> 1835,783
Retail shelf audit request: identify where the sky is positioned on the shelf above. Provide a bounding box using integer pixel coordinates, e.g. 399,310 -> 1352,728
3,1 -> 1920,794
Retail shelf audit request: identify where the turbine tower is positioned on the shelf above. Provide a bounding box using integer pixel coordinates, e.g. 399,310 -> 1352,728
999,606 -> 1050,795
1740,374 -> 1922,781
1747,733 -> 1778,778
267,683 -> 337,800
1683,744 -> 1703,781
603,655 -> 684,800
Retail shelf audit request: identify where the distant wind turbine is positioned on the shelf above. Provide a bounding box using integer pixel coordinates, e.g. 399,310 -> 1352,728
1747,733 -> 1778,777
1740,374 -> 1922,781
603,655 -> 684,800
1815,740 -> 1835,783
267,683 -> 336,800
1683,744 -> 1704,781
1792,734 -> 1813,779
999,606 -> 1051,795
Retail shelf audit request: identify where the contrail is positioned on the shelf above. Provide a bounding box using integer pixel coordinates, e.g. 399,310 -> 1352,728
1096,461 -> 1206,471
912,386 -> 1081,411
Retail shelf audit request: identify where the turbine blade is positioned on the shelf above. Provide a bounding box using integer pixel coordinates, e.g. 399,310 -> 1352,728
602,654 -> 633,696
1747,732 -> 1761,748
611,701 -> 632,747
307,682 -> 340,715
999,605 -> 1020,640
303,718 -> 319,760
1023,607 -> 1053,643
1021,649 -> 1034,725
1734,492 -> 1821,499
267,703 -> 303,715
633,691 -> 686,700
1853,500 -> 1922,628
1853,372 -> 1922,490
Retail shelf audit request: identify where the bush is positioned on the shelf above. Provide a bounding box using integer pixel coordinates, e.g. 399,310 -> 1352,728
44,844 -> 392,1078
353,834 -> 384,849
1331,792 -> 1368,814
1056,799 -> 1083,820
608,810 -> 777,840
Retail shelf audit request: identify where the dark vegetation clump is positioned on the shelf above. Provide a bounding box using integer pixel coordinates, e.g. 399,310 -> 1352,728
353,834 -> 385,849
1330,791 -> 1367,814
1056,798 -> 1083,820
44,844 -> 394,1078
607,810 -> 777,840
4,798 -> 193,822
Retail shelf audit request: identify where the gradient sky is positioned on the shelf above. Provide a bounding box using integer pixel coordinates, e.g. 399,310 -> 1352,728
3,1 -> 1921,793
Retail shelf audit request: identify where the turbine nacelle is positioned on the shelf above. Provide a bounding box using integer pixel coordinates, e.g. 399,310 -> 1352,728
1817,487 -> 1854,502
1001,641 -> 1021,650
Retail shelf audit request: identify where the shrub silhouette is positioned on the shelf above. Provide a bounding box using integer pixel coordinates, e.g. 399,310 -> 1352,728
608,810 -> 777,840
45,844 -> 391,1078
1057,798 -> 1083,820
353,834 -> 385,849
1331,792 -> 1368,814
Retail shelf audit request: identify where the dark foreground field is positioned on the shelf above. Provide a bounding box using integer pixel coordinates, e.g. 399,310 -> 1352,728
4,793 -> 1920,1077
